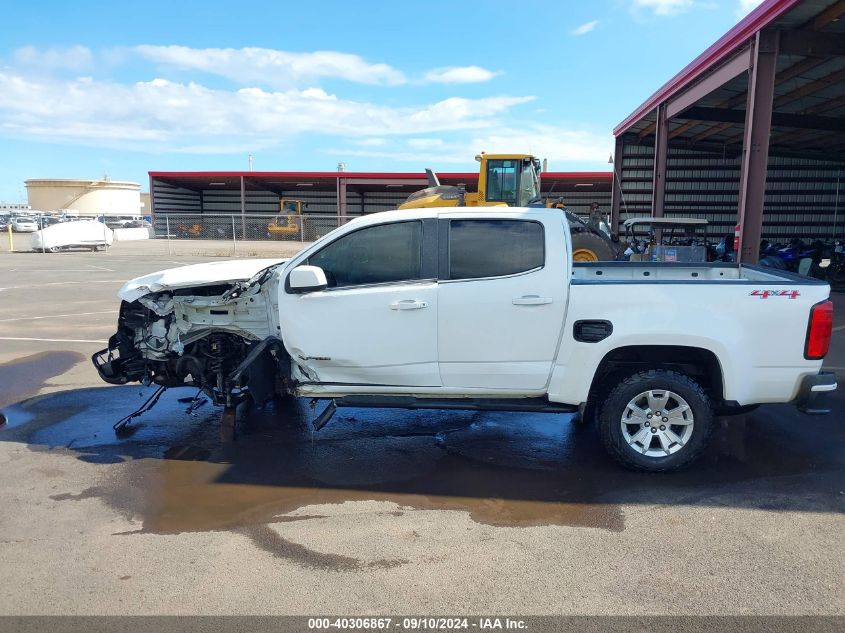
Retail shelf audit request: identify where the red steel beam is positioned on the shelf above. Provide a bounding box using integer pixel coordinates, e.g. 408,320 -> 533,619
652,103 -> 669,219
737,30 -> 779,264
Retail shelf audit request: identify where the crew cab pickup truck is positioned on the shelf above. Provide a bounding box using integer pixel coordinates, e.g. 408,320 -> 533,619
93,208 -> 837,471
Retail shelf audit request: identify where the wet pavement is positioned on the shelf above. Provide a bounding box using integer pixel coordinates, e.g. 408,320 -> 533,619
0,250 -> 843,615
2,382 -> 843,541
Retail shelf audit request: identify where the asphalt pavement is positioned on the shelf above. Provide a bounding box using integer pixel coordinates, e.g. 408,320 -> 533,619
0,245 -> 842,616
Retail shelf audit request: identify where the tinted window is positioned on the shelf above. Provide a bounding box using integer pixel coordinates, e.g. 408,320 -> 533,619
308,221 -> 422,288
449,219 -> 544,279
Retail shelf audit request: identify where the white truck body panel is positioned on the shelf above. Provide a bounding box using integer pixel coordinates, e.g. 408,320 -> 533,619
279,280 -> 441,387
100,207 -> 832,409
118,258 -> 285,302
434,211 -> 571,391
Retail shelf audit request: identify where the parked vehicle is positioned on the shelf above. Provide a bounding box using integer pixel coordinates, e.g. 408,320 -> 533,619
621,217 -> 711,263
11,217 -> 39,232
827,241 -> 845,291
32,220 -> 113,252
267,199 -> 306,239
93,207 -> 836,472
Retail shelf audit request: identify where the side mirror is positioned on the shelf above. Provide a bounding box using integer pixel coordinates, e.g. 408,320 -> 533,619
288,265 -> 328,293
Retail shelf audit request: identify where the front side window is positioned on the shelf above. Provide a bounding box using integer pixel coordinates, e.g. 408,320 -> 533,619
308,221 -> 422,288
449,219 -> 544,280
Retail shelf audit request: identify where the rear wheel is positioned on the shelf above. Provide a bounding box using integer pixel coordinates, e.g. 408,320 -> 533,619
598,369 -> 713,472
571,231 -> 616,262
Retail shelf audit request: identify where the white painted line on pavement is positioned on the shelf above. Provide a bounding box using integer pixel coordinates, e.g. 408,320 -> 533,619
0,337 -> 107,344
832,324 -> 845,332
86,264 -> 114,271
0,280 -> 125,292
0,310 -> 118,323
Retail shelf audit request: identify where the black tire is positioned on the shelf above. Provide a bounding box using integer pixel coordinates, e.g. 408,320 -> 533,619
598,369 -> 713,472
571,231 -> 617,262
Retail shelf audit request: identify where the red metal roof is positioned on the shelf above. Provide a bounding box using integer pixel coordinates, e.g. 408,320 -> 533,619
613,0 -> 802,136
149,170 -> 611,181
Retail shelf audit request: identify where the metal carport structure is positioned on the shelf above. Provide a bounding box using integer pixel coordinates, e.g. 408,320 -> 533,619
148,170 -> 612,222
612,0 -> 845,262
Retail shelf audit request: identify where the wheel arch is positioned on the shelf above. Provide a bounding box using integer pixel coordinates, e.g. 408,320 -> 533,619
587,345 -> 725,404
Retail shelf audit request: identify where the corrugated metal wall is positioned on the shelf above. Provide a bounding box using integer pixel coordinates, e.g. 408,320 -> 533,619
152,178 -> 613,222
618,137 -> 844,241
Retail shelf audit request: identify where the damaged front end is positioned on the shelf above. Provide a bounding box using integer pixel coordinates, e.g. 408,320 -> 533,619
92,261 -> 291,408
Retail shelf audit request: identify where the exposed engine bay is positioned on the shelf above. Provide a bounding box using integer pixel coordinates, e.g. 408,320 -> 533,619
92,260 -> 290,408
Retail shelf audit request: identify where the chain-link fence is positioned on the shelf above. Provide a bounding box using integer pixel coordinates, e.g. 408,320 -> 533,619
156,213 -> 348,244
1,213 -> 351,256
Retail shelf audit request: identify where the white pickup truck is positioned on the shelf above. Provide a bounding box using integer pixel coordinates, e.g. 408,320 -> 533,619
93,207 -> 836,471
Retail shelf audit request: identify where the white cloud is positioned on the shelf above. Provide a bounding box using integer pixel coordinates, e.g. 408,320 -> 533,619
631,0 -> 694,17
0,71 -> 534,152
422,66 -> 498,84
135,45 -> 407,88
571,20 -> 600,36
331,125 -> 612,167
354,138 -> 388,146
407,138 -> 445,148
737,0 -> 764,16
12,45 -> 93,70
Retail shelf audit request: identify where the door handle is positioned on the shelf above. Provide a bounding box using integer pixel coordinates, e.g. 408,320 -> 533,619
390,299 -> 429,310
512,295 -> 553,306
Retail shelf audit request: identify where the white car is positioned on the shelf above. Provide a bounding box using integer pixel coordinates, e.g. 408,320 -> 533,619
93,207 -> 836,471
11,217 -> 39,232
31,220 -> 113,252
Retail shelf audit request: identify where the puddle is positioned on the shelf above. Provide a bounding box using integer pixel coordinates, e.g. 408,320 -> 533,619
6,385 -> 845,552
0,351 -> 84,410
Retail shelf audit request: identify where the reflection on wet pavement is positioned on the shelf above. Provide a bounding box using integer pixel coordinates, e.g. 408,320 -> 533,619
2,382 -> 843,547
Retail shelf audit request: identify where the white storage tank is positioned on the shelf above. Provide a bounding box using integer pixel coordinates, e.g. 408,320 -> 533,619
25,179 -> 142,217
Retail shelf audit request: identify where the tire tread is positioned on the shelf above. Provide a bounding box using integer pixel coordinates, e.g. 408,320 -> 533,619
598,369 -> 713,472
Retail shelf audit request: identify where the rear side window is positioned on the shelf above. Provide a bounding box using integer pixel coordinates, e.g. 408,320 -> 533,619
308,221 -> 422,287
449,219 -> 544,280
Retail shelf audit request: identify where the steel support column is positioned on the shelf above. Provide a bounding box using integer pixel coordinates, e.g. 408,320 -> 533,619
737,30 -> 778,264
610,136 -> 624,235
652,103 -> 669,218
239,176 -> 246,239
148,174 -> 155,222
337,177 -> 348,224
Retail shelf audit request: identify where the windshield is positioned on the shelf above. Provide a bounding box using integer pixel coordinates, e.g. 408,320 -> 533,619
518,159 -> 541,206
485,158 -> 542,206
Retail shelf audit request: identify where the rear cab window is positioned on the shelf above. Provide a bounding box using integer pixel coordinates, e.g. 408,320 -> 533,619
448,219 -> 544,280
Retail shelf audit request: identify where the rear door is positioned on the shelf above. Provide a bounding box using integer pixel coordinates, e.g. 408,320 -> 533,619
437,214 -> 569,391
278,218 -> 441,388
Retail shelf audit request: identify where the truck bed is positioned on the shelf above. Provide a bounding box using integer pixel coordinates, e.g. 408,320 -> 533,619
572,262 -> 826,284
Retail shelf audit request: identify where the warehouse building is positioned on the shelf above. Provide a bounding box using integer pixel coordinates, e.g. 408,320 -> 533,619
611,0 -> 845,263
148,170 -> 612,236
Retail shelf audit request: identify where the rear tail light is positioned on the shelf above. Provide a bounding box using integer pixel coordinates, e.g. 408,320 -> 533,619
805,300 -> 833,360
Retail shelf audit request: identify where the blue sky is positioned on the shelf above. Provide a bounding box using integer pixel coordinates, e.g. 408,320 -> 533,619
0,0 -> 765,200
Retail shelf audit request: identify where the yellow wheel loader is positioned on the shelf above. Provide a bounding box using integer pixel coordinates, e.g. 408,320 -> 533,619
267,199 -> 306,239
398,153 -> 618,261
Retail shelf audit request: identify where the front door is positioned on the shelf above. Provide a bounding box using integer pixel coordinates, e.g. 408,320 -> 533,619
278,219 -> 440,387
